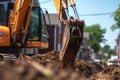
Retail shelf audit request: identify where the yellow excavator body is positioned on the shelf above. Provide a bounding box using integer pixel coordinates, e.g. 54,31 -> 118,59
0,26 -> 10,46
0,0 -> 49,49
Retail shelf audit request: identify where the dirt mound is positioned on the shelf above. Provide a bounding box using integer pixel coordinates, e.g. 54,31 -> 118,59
0,51 -> 104,80
30,52 -> 103,77
90,66 -> 120,80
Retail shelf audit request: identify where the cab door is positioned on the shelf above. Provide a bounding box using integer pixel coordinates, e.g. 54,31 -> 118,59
25,7 -> 49,49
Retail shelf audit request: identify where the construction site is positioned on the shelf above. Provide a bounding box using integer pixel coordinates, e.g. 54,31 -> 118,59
0,0 -> 120,80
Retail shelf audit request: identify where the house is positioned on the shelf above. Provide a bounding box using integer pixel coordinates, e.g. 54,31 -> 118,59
77,32 -> 90,60
115,33 -> 120,58
44,14 -> 63,52
77,32 -> 96,61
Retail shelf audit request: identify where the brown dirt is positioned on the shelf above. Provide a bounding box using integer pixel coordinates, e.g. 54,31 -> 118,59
0,51 -> 119,80
90,66 -> 120,80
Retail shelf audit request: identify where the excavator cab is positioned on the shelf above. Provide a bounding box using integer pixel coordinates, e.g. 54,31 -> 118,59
23,6 -> 49,48
22,6 -> 49,55
27,7 -> 48,42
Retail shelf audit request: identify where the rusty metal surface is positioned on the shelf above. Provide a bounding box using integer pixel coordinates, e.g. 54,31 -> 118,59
59,19 -> 84,67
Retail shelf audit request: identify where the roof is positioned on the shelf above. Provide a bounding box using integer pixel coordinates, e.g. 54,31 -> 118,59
44,14 -> 61,25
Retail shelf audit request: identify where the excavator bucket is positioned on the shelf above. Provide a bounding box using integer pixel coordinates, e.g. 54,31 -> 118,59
59,19 -> 84,68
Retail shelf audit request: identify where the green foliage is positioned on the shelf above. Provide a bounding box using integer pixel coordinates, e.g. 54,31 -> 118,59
101,44 -> 114,59
84,24 -> 106,52
101,45 -> 110,53
111,4 -> 120,31
108,49 -> 114,57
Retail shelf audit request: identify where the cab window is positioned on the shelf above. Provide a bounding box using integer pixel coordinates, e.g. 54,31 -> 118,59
27,7 -> 49,42
40,8 -> 49,42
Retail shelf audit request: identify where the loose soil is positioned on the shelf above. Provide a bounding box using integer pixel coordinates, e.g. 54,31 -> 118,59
0,51 -> 119,80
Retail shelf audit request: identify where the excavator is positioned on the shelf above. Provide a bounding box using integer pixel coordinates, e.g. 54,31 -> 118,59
0,0 -> 49,57
0,0 -> 84,67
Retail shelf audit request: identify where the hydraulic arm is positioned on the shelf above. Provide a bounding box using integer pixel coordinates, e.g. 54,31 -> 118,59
53,0 -> 84,67
8,0 -> 33,44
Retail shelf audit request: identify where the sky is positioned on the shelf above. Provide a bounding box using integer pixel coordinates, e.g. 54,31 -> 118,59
39,0 -> 120,49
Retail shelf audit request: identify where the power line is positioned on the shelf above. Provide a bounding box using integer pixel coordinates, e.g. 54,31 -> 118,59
40,1 -> 114,17
79,12 -> 114,16
40,0 -> 52,4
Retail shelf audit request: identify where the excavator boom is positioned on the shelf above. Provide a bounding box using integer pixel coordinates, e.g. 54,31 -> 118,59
53,0 -> 84,67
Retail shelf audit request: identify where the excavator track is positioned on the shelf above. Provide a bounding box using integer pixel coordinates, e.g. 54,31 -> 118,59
0,48 -> 20,61
59,19 -> 84,68
0,53 -> 17,61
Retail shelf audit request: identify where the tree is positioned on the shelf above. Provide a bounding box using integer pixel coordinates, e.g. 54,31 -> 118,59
84,24 -> 106,53
111,5 -> 120,31
101,45 -> 114,57
101,44 -> 114,61
101,45 -> 110,54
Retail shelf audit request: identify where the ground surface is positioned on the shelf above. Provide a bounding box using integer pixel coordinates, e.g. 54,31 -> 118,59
0,51 -> 120,80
